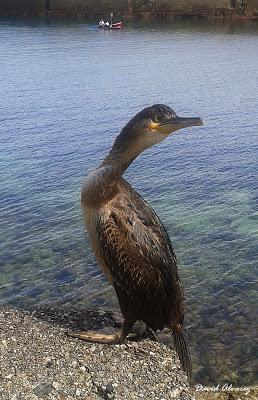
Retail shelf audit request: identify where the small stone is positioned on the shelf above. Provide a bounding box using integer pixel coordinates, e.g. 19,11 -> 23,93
79,366 -> 86,372
11,395 -> 22,400
170,388 -> 181,398
44,357 -> 53,368
105,382 -> 113,394
52,381 -> 60,390
75,388 -> 81,395
6,382 -> 12,389
33,383 -> 53,398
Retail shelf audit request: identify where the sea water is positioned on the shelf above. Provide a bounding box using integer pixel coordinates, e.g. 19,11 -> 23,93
0,17 -> 258,385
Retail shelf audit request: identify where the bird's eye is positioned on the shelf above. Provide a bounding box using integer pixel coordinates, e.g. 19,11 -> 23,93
153,113 -> 176,123
153,115 -> 163,123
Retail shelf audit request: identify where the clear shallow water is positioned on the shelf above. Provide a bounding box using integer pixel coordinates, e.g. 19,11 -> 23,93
0,17 -> 257,385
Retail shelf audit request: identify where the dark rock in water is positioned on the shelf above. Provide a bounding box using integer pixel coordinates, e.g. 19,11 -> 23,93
33,383 -> 53,398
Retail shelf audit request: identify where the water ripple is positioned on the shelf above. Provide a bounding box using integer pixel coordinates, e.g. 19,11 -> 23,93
0,17 -> 258,386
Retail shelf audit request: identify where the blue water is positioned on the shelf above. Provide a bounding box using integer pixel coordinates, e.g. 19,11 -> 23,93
0,17 -> 257,385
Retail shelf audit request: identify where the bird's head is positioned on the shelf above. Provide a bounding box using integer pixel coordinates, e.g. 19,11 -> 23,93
113,104 -> 203,155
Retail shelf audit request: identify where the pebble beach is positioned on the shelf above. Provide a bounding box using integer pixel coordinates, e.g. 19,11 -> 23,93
0,307 -> 192,400
0,307 -> 257,400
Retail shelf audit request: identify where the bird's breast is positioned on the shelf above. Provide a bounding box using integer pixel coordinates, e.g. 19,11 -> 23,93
82,202 -> 114,283
81,168 -> 119,208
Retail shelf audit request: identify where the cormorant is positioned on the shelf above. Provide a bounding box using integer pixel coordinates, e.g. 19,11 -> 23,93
69,104 -> 203,380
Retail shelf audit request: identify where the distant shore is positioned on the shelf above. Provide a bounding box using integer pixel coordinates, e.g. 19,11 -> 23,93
0,8 -> 258,22
0,306 -> 257,400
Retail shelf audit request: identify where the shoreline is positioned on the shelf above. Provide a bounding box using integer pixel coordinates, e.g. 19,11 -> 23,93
0,306 -> 257,399
0,9 -> 258,22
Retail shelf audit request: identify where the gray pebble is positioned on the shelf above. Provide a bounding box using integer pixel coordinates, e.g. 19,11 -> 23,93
33,383 -> 53,398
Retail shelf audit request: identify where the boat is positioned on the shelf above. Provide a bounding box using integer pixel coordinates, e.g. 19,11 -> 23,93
110,22 -> 123,29
98,13 -> 123,30
98,22 -> 123,30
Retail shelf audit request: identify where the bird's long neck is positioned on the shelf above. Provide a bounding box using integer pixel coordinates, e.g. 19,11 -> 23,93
101,144 -> 138,179
82,138 -> 140,207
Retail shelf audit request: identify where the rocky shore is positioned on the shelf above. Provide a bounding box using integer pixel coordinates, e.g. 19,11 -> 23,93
0,306 -> 256,400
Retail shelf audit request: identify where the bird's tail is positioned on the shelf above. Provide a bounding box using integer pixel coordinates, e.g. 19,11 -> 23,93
172,325 -> 192,382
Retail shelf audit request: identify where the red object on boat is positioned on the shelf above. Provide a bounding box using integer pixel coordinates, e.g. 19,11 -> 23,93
111,22 -> 123,29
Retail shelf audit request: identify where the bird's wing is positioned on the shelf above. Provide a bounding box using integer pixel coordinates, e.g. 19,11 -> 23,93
97,180 -> 184,329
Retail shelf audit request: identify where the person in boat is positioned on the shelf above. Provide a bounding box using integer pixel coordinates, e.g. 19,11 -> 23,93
104,21 -> 110,27
98,19 -> 105,27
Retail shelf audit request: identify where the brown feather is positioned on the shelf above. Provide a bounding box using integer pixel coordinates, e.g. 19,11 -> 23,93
92,178 -> 184,331
80,104 -> 199,379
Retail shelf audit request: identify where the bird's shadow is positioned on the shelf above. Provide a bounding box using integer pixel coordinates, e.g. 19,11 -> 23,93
31,306 -> 174,346
31,306 -> 119,332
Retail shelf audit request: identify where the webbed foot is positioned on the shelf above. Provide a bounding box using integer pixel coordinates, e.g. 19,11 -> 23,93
67,319 -> 135,344
67,330 -> 121,344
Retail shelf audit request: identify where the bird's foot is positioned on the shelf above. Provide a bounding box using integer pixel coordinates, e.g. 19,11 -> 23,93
67,329 -> 121,344
127,324 -> 157,341
67,319 -> 136,344
110,316 -> 148,339
67,319 -> 156,344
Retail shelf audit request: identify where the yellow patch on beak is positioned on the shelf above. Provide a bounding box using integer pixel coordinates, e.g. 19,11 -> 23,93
150,121 -> 160,130
150,120 -> 177,135
150,120 -> 175,135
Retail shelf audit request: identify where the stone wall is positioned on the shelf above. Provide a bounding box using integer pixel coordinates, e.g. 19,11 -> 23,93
0,0 -> 45,11
246,0 -> 258,12
50,0 -> 129,14
153,0 -> 229,13
232,0 -> 258,13
0,0 -> 230,14
2,0 -> 257,15
50,0 -> 230,13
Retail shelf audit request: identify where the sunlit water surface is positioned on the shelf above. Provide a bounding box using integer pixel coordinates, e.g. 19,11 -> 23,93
0,17 -> 258,385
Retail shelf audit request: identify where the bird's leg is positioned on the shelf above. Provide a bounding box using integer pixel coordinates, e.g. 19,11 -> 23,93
110,311 -> 124,327
67,319 -> 135,344
145,327 -> 157,341
110,312 -> 157,340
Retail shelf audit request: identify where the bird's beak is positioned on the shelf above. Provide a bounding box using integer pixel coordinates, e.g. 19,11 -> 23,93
157,116 -> 203,135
